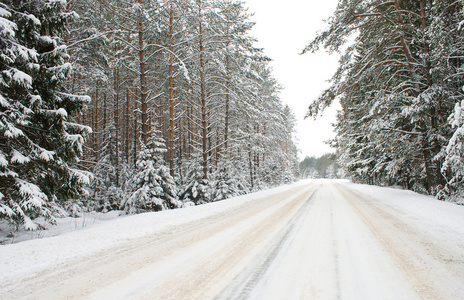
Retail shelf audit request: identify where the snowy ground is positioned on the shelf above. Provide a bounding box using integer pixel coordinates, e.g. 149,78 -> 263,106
0,210 -> 125,245
1,179 -> 464,299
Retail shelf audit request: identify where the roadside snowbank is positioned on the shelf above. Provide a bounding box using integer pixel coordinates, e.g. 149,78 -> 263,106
341,181 -> 464,241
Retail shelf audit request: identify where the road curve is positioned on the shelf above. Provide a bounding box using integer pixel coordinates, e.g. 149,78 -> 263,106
3,180 -> 464,299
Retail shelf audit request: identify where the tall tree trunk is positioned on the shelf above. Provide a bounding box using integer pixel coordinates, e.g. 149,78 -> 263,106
225,52 -> 230,155
420,0 -> 444,188
199,4 -> 208,180
169,4 -> 175,176
94,82 -> 99,160
421,131 -> 433,193
393,0 -> 420,94
138,0 -> 149,145
114,66 -> 120,186
187,105 -> 192,159
215,126 -> 219,167
133,92 -> 138,167
125,88 -> 130,163
420,0 -> 432,88
394,0 -> 434,192
256,123 -> 260,169
248,150 -> 254,189
91,89 -> 95,156
103,92 -> 107,131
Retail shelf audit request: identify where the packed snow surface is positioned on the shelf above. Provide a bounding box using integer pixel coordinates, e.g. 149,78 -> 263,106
1,180 -> 464,299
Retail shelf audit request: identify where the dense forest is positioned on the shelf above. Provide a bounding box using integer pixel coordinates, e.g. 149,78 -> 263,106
299,154 -> 340,179
305,0 -> 464,202
0,0 -> 299,229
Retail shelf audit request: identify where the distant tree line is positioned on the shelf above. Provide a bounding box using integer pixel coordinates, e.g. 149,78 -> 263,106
299,154 -> 340,179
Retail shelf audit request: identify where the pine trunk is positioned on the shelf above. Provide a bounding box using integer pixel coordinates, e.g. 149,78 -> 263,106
114,65 -> 120,186
133,92 -> 138,167
225,53 -> 230,154
138,0 -> 149,145
169,5 -> 175,176
393,0 -> 420,94
394,0 -> 434,192
420,0 -> 444,187
94,83 -> 99,160
187,105 -> 192,159
125,88 -> 130,163
199,5 -> 208,180
103,92 -> 107,131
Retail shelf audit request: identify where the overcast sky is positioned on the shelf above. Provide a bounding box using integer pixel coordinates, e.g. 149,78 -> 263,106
243,0 -> 340,159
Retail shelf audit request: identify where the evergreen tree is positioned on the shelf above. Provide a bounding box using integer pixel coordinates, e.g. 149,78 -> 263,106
429,0 -> 464,202
304,0 -> 460,195
177,154 -> 211,204
299,154 -> 339,179
210,159 -> 245,201
122,132 -> 180,214
0,1 -> 91,229
440,100 -> 464,203
61,0 -> 301,215
90,122 -> 121,212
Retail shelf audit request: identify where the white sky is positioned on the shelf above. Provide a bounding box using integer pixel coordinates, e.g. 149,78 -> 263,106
243,0 -> 340,159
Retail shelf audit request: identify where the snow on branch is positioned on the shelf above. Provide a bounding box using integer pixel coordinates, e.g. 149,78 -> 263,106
11,150 -> 30,164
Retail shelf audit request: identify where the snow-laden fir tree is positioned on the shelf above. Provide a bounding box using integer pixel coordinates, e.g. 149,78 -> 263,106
0,1 -> 91,229
303,0 -> 459,194
440,100 -> 464,204
177,154 -> 211,205
210,159 -> 247,201
90,122 -> 121,212
63,0 -> 300,210
429,0 -> 464,202
122,131 -> 180,214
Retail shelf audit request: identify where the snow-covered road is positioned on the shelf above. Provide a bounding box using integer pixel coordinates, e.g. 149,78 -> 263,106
1,180 -> 464,299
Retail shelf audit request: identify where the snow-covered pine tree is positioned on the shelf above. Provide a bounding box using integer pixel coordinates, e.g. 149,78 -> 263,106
428,0 -> 464,202
62,0 -> 300,208
0,1 -> 91,229
90,122 -> 121,212
440,100 -> 464,203
235,62 -> 298,189
210,159 -> 243,201
177,154 -> 211,205
122,131 -> 180,214
303,0 -> 459,193
67,0 -> 113,165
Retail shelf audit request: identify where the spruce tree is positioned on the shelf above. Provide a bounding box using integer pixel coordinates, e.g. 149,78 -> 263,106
91,122 -> 121,212
304,0 -> 459,194
440,100 -> 464,203
122,132 -> 180,214
210,159 -> 243,201
0,1 -> 91,229
178,154 -> 211,205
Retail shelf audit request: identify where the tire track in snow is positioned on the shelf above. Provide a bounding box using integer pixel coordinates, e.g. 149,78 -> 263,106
2,184 -> 317,300
139,183 -> 318,300
329,210 -> 342,300
214,187 -> 319,300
